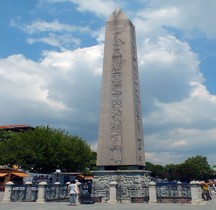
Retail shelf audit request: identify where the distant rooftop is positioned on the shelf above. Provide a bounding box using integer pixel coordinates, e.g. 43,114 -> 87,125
0,124 -> 34,132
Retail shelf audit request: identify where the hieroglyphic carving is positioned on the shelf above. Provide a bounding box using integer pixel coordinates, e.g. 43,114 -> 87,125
130,24 -> 144,163
110,20 -> 129,33
107,19 -> 144,164
110,21 -> 126,164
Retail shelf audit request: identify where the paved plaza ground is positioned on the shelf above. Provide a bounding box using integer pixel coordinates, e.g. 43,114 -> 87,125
0,200 -> 214,210
1,192 -> 216,210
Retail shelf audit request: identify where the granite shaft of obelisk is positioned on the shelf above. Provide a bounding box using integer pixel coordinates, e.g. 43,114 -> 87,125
97,9 -> 145,167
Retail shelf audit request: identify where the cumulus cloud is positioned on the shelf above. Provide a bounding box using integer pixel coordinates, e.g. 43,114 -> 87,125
0,45 -> 103,140
136,0 -> 216,39
0,54 -> 69,110
119,0 -> 216,164
69,0 -> 119,17
10,19 -> 95,50
27,33 -> 81,50
39,0 -> 119,17
14,19 -> 91,34
136,34 -> 204,121
1,0 -> 216,166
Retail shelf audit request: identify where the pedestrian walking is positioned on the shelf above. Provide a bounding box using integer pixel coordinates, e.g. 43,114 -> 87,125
68,180 -> 79,206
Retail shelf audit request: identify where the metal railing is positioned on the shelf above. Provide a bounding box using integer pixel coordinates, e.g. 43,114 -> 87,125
117,184 -> 149,202
11,185 -> 38,202
91,182 -> 110,202
156,182 -> 191,203
45,184 -> 68,201
78,183 -> 95,204
7,181 -> 194,204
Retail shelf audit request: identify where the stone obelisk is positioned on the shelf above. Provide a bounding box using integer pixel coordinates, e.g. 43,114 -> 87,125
92,9 -> 150,203
97,8 -> 145,170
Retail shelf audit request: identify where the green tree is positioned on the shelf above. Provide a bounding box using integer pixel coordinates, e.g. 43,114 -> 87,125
0,130 -> 20,167
0,130 -> 16,142
88,151 -> 97,171
146,162 -> 166,178
177,156 -> 212,182
0,126 -> 94,173
145,156 -> 213,182
164,164 -> 180,181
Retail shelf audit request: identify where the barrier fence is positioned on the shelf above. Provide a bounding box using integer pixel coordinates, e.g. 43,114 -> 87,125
2,181 -> 202,204
11,185 -> 38,202
156,182 -> 191,203
116,184 -> 149,203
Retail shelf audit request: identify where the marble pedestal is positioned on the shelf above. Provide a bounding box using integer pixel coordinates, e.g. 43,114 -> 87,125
91,170 -> 150,203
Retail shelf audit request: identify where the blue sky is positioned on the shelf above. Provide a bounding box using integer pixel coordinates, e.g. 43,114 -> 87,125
0,0 -> 216,166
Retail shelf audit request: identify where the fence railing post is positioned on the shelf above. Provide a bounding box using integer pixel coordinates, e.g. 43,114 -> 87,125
2,181 -> 14,203
54,181 -> 61,199
109,181 -> 117,203
149,181 -> 157,203
66,181 -> 70,199
36,181 -> 47,203
25,181 -> 33,201
190,180 -> 202,204
177,181 -> 182,198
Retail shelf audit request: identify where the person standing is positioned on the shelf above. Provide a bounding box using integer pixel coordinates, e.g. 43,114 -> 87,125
201,180 -> 212,200
68,180 -> 79,206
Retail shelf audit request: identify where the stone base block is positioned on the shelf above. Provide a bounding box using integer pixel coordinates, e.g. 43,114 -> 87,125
91,170 -> 150,203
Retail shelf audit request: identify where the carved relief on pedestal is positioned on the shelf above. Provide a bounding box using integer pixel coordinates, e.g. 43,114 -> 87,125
92,172 -> 151,202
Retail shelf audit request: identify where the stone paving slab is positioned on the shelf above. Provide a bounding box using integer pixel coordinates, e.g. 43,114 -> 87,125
0,192 -> 215,210
0,200 -> 214,210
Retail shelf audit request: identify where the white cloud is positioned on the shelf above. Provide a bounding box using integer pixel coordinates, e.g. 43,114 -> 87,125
70,0 -> 119,17
10,19 -> 94,49
21,19 -> 91,34
170,140 -> 187,147
138,35 -> 203,106
27,33 -> 81,49
133,4 -> 216,164
0,45 -> 103,135
0,54 -> 69,111
145,127 -> 216,165
40,45 -> 103,75
137,0 -> 216,39
39,0 -> 119,17
190,82 -> 216,103
2,0 -> 216,166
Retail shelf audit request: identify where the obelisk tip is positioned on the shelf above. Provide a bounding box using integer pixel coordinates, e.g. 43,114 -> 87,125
107,8 -> 129,22
113,8 -> 121,16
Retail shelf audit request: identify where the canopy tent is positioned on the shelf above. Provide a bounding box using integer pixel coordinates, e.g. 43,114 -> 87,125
0,168 -> 29,191
0,168 -> 29,182
78,174 -> 93,181
10,171 -> 29,177
0,173 -> 8,177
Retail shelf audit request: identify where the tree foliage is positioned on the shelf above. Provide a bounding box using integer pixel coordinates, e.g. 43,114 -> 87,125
145,156 -> 213,182
0,130 -> 16,142
177,156 -> 212,182
146,162 -> 166,178
164,163 -> 180,180
0,126 -> 95,173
